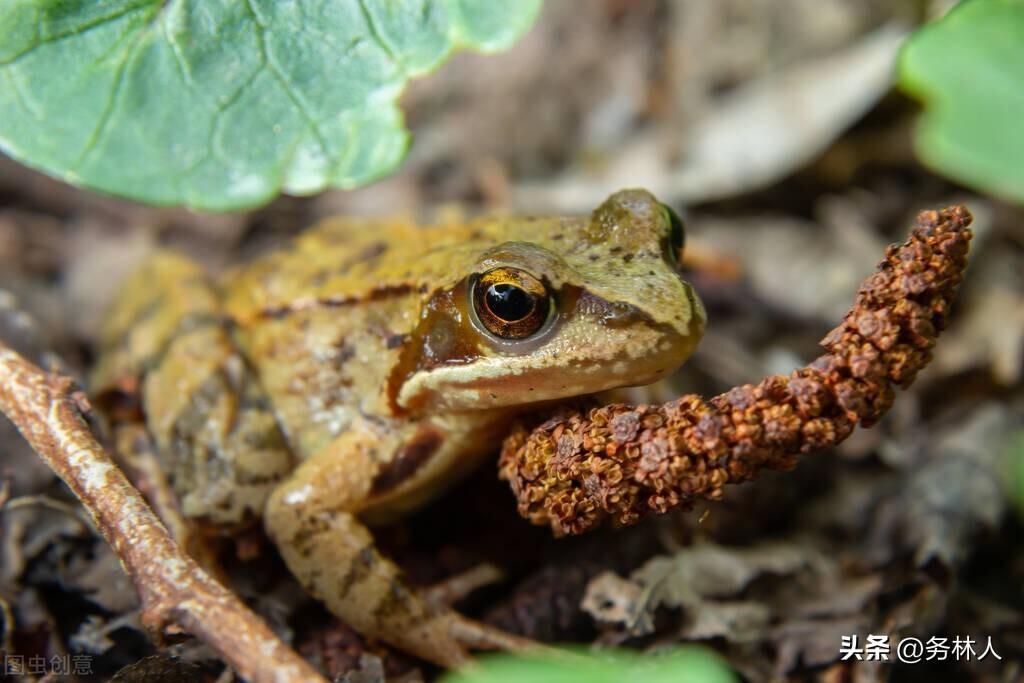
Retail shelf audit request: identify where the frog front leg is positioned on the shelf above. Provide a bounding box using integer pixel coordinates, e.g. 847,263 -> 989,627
265,421 -> 512,668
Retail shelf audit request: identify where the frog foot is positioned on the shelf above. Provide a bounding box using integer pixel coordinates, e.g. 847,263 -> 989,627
266,472 -> 542,668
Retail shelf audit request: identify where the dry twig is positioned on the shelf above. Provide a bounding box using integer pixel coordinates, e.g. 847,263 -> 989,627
501,206 -> 973,536
0,342 -> 328,683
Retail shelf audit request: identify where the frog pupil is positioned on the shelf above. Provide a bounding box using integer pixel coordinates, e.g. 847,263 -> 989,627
486,283 -> 534,321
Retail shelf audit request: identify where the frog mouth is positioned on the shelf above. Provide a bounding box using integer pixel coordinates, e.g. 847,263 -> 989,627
490,329 -> 700,399
396,317 -> 702,413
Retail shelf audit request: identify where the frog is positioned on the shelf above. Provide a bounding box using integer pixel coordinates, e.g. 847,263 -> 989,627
91,189 -> 706,668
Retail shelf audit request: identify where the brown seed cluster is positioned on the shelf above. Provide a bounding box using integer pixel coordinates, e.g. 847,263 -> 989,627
499,206 -> 973,536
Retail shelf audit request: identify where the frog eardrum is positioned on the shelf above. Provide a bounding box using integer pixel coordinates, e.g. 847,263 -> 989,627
470,266 -> 553,340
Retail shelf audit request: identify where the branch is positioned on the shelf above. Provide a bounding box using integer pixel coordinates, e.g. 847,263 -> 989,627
500,206 -> 973,536
0,343 -> 328,683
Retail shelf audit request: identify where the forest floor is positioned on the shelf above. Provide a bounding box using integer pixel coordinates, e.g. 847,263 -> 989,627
1,2 -> 1023,682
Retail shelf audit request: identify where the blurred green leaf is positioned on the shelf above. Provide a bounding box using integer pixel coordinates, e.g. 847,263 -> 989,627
898,0 -> 1024,203
440,646 -> 738,683
0,0 -> 541,211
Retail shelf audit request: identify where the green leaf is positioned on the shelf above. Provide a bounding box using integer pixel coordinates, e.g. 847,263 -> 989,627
898,0 -> 1024,203
439,647 -> 738,683
0,0 -> 541,211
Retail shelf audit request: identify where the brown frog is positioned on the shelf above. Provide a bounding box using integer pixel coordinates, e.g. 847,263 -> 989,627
92,189 -> 705,667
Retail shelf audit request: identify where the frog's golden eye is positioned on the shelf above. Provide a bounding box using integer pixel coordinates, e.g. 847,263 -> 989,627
471,267 -> 552,340
660,203 -> 686,263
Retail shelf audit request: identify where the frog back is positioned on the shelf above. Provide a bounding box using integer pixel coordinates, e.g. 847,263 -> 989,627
220,215 -> 519,461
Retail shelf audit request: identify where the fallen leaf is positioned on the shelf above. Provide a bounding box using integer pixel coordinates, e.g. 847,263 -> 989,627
868,404 -> 1015,569
338,654 -> 386,683
932,245 -> 1024,385
689,211 -> 885,323
514,24 -> 906,211
680,601 -> 771,642
582,542 -> 819,637
110,654 -> 203,682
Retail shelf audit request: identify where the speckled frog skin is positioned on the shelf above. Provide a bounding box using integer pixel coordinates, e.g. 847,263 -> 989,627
92,189 -> 705,666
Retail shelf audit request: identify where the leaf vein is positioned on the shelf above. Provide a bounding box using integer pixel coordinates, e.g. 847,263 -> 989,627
161,10 -> 192,86
242,0 -> 332,170
0,1 -> 159,67
356,0 -> 404,74
72,6 -> 162,172
207,65 -> 265,168
2,68 -> 41,119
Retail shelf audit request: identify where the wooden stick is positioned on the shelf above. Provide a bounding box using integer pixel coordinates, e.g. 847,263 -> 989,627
0,343 -> 328,683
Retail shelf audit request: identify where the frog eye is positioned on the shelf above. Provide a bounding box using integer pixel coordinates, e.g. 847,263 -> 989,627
660,203 -> 686,263
471,267 -> 552,340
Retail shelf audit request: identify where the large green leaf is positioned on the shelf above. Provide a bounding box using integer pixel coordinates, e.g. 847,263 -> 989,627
898,0 -> 1024,203
0,0 -> 541,211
